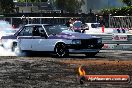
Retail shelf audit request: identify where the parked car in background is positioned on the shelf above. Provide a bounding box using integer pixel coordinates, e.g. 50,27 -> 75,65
83,23 -> 113,34
1,24 -> 103,57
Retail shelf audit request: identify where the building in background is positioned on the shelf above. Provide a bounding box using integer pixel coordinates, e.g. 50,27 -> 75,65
14,2 -> 56,13
81,0 -> 125,14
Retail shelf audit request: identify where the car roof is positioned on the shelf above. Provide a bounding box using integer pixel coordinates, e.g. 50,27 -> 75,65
25,24 -> 52,26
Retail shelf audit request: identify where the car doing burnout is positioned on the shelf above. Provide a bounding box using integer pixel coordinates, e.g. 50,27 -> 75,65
1,24 -> 104,57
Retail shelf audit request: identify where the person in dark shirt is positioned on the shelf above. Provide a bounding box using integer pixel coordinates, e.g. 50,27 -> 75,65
99,16 -> 105,26
66,18 -> 75,27
66,20 -> 71,27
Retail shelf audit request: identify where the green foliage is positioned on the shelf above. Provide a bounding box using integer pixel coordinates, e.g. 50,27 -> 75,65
100,0 -> 132,15
17,0 -> 48,2
41,0 -> 48,2
17,0 -> 25,2
55,0 -> 85,13
0,0 -> 15,13
101,6 -> 132,15
122,0 -> 132,6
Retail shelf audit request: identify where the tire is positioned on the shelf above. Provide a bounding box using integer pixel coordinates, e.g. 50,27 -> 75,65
85,52 -> 98,57
1,44 -> 3,47
11,42 -> 17,52
11,42 -> 23,56
54,43 -> 69,57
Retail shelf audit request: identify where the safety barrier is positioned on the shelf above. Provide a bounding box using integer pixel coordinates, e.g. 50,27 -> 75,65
113,28 -> 128,33
90,33 -> 132,50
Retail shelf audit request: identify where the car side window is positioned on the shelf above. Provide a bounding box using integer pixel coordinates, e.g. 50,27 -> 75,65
32,26 -> 40,36
18,26 -> 33,36
32,26 -> 45,36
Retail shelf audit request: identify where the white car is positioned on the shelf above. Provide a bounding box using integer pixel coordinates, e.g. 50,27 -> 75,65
84,23 -> 113,34
2,24 -> 103,57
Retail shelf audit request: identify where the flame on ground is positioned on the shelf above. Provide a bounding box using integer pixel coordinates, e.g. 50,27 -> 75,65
78,66 -> 86,76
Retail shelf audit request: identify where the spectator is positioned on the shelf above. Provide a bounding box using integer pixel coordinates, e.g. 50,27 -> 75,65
66,19 -> 72,27
99,16 -> 105,26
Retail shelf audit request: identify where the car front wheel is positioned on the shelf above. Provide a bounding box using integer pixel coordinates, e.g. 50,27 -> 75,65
54,43 -> 69,57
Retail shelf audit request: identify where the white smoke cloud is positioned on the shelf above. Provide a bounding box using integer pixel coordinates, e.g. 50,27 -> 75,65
0,46 -> 16,56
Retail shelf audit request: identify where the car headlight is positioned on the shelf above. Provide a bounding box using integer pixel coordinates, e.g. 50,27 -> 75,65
72,39 -> 81,44
97,38 -> 102,43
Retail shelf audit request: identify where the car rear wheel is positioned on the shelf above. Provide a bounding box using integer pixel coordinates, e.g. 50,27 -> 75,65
85,52 -> 98,57
11,42 -> 22,55
11,42 -> 17,52
54,43 -> 69,57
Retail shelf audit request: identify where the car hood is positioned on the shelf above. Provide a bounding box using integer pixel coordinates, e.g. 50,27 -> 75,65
48,31 -> 98,39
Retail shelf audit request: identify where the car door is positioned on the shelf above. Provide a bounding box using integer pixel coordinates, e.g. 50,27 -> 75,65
31,25 -> 58,52
17,26 -> 33,51
31,25 -> 48,51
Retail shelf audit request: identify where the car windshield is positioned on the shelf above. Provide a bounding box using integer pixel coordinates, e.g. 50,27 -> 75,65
44,25 -> 72,35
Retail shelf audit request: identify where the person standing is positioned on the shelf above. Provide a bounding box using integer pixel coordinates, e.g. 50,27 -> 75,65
99,16 -> 105,33
66,19 -> 71,27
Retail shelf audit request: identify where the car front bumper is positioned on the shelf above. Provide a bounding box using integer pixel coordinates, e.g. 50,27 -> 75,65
69,49 -> 100,53
66,43 -> 104,53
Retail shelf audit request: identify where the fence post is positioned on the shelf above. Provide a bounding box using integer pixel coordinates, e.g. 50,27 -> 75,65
11,17 -> 13,25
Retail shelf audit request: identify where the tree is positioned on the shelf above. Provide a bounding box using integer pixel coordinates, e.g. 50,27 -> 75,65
121,0 -> 132,6
17,0 -> 25,2
55,0 -> 85,13
41,0 -> 48,2
0,0 -> 15,13
30,0 -> 48,2
17,0 -> 48,2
